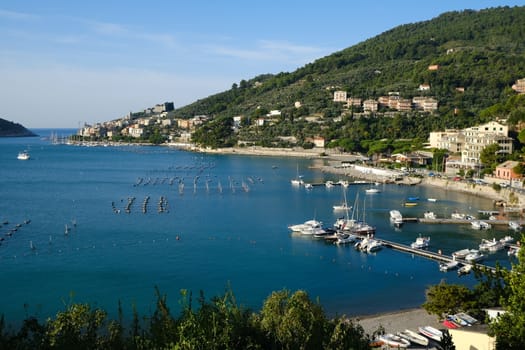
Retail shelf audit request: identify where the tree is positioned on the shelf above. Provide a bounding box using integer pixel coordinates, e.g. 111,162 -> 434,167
441,329 -> 456,350
490,235 -> 525,349
422,281 -> 474,319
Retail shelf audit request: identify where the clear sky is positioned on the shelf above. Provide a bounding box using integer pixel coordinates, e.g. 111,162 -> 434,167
1,0 -> 523,128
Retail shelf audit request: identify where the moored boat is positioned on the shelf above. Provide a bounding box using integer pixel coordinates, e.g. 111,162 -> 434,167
378,333 -> 410,348
465,250 -> 484,263
17,150 -> 30,160
471,220 -> 491,230
389,210 -> 403,227
397,329 -> 429,346
365,187 -> 380,194
418,325 -> 443,342
439,259 -> 459,272
509,220 -> 521,231
457,263 -> 473,276
423,211 -> 437,219
452,248 -> 476,259
410,235 -> 430,249
479,238 -> 504,252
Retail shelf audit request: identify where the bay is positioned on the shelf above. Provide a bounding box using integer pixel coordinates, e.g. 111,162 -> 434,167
0,129 -> 515,324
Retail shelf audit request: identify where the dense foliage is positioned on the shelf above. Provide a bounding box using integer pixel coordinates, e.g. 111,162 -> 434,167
0,118 -> 36,137
180,6 -> 525,151
0,288 -> 371,350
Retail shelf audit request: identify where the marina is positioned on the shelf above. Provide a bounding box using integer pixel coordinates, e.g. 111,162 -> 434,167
0,130 -> 521,325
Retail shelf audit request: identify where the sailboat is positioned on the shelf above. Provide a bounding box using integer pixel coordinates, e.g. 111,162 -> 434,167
352,195 -> 376,236
291,163 -> 304,186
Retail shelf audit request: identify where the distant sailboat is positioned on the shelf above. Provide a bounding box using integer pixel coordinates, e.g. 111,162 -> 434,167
65,224 -> 70,235
30,240 -> 36,250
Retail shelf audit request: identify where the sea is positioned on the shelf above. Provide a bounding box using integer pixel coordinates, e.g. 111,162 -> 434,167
0,129 -> 517,325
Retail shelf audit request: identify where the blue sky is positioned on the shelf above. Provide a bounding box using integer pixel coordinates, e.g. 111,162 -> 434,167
1,1 -> 523,128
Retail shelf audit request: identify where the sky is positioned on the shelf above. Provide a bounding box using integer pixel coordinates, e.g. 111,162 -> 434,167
1,1 -> 524,128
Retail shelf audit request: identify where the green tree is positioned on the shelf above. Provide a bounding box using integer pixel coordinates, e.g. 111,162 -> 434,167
490,236 -> 525,349
422,281 -> 474,319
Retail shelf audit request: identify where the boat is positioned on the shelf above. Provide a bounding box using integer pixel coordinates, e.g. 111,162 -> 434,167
325,180 -> 335,188
465,250 -> 484,263
423,211 -> 437,219
451,212 -> 469,220
479,238 -> 504,252
499,235 -> 514,244
509,220 -> 522,231
365,187 -> 380,194
304,183 -> 313,190
334,232 -> 359,245
427,198 -> 437,202
389,210 -> 403,227
418,326 -> 443,342
288,219 -> 322,233
290,164 -> 304,186
407,196 -> 419,201
17,150 -> 30,160
457,263 -> 473,276
455,312 -> 479,325
365,239 -> 382,253
471,220 -> 491,230
439,259 -> 459,272
452,248 -> 477,259
508,246 -> 520,257
378,333 -> 410,348
410,235 -> 430,249
404,201 -> 418,207
333,188 -> 352,211
443,318 -> 459,329
350,196 -> 376,236
397,329 -> 429,347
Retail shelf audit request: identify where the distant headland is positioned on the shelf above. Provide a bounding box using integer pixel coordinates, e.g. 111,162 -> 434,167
0,118 -> 37,137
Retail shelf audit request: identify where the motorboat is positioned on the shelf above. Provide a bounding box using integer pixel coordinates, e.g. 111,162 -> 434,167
334,232 -> 359,245
366,239 -> 382,253
452,248 -> 476,259
509,220 -> 522,231
288,219 -> 322,233
407,196 -> 419,201
404,201 -> 418,207
471,220 -> 491,230
337,180 -> 349,187
378,333 -> 410,348
325,180 -> 335,188
423,211 -> 437,219
508,246 -> 520,257
439,259 -> 459,272
333,203 -> 352,211
457,264 -> 473,276
365,187 -> 380,194
418,326 -> 443,342
410,235 -> 430,249
479,238 -> 504,252
17,150 -> 30,160
465,250 -> 484,263
500,235 -> 514,244
455,312 -> 479,325
304,183 -> 313,190
389,210 -> 403,227
397,329 -> 429,346
427,198 -> 437,202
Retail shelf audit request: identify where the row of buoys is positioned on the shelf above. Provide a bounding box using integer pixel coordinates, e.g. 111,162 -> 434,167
1,219 -> 31,245
158,196 -> 169,213
142,196 -> 150,213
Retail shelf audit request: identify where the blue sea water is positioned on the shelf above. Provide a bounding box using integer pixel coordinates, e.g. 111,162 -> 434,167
0,129 -> 517,324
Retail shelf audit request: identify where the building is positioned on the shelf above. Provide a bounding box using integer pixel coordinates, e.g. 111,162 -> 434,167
418,83 -> 430,91
333,90 -> 347,102
428,64 -> 439,71
494,160 -> 523,181
363,99 -> 378,112
449,325 -> 495,350
511,78 -> 525,94
346,97 -> 362,108
153,102 -> 174,113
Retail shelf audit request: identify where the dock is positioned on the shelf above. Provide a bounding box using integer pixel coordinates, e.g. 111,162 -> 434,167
376,238 -> 497,273
404,218 -> 511,226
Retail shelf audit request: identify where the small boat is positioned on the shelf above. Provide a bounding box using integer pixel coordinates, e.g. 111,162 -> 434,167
471,220 -> 491,230
404,201 -> 418,207
479,238 -> 504,252
449,314 -> 469,327
458,264 -> 473,276
304,183 -> 313,190
333,203 -> 352,211
407,196 -> 419,201
427,198 -> 437,202
499,235 -> 514,244
411,235 -> 430,249
365,187 -> 380,194
439,259 -> 459,272
334,232 -> 359,245
378,333 -> 410,348
389,210 -> 403,227
465,250 -> 484,263
509,221 -> 522,231
455,312 -> 479,325
418,326 -> 443,342
443,318 -> 459,329
452,248 -> 476,259
17,150 -> 30,160
508,246 -> 520,257
366,239 -> 382,253
289,219 -> 322,233
325,180 -> 335,188
397,329 -> 429,346
423,211 -> 437,219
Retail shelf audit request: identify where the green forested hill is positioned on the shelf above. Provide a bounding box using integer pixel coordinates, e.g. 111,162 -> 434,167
0,118 -> 36,137
175,6 -> 525,151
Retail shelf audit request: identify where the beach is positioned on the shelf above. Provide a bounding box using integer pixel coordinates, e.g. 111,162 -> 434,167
354,308 -> 442,336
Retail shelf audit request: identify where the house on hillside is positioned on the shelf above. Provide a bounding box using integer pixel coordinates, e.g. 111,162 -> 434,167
494,160 -> 523,181
512,78 -> 525,94
449,325 -> 495,350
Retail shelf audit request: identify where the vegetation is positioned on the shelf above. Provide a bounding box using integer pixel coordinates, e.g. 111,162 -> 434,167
422,235 -> 525,349
0,288 -> 371,349
177,6 -> 525,154
0,118 -> 36,137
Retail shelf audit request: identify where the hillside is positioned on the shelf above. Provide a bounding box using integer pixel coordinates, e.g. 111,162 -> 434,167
174,6 -> 525,151
0,118 -> 36,137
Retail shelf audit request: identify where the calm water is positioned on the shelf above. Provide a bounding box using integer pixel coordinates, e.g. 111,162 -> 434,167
0,129 -> 516,323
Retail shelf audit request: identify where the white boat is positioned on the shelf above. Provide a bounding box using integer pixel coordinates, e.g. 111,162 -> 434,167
509,220 -> 522,231
500,235 -> 514,244
337,180 -> 349,187
365,187 -> 380,194
290,164 -> 304,186
366,239 -> 382,253
378,333 -> 410,348
17,150 -> 30,160
452,248 -> 476,259
397,329 -> 429,346
389,210 -> 403,227
439,259 -> 459,272
351,221 -> 376,236
410,235 -> 430,249
465,250 -> 484,263
458,264 -> 473,276
508,246 -> 520,257
455,312 -> 479,325
471,220 -> 491,230
479,238 -> 504,252
335,232 -> 359,245
325,180 -> 335,188
333,203 -> 352,211
451,212 -> 468,220
418,326 -> 443,342
427,198 -> 437,202
288,219 -> 322,233
423,211 -> 436,219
